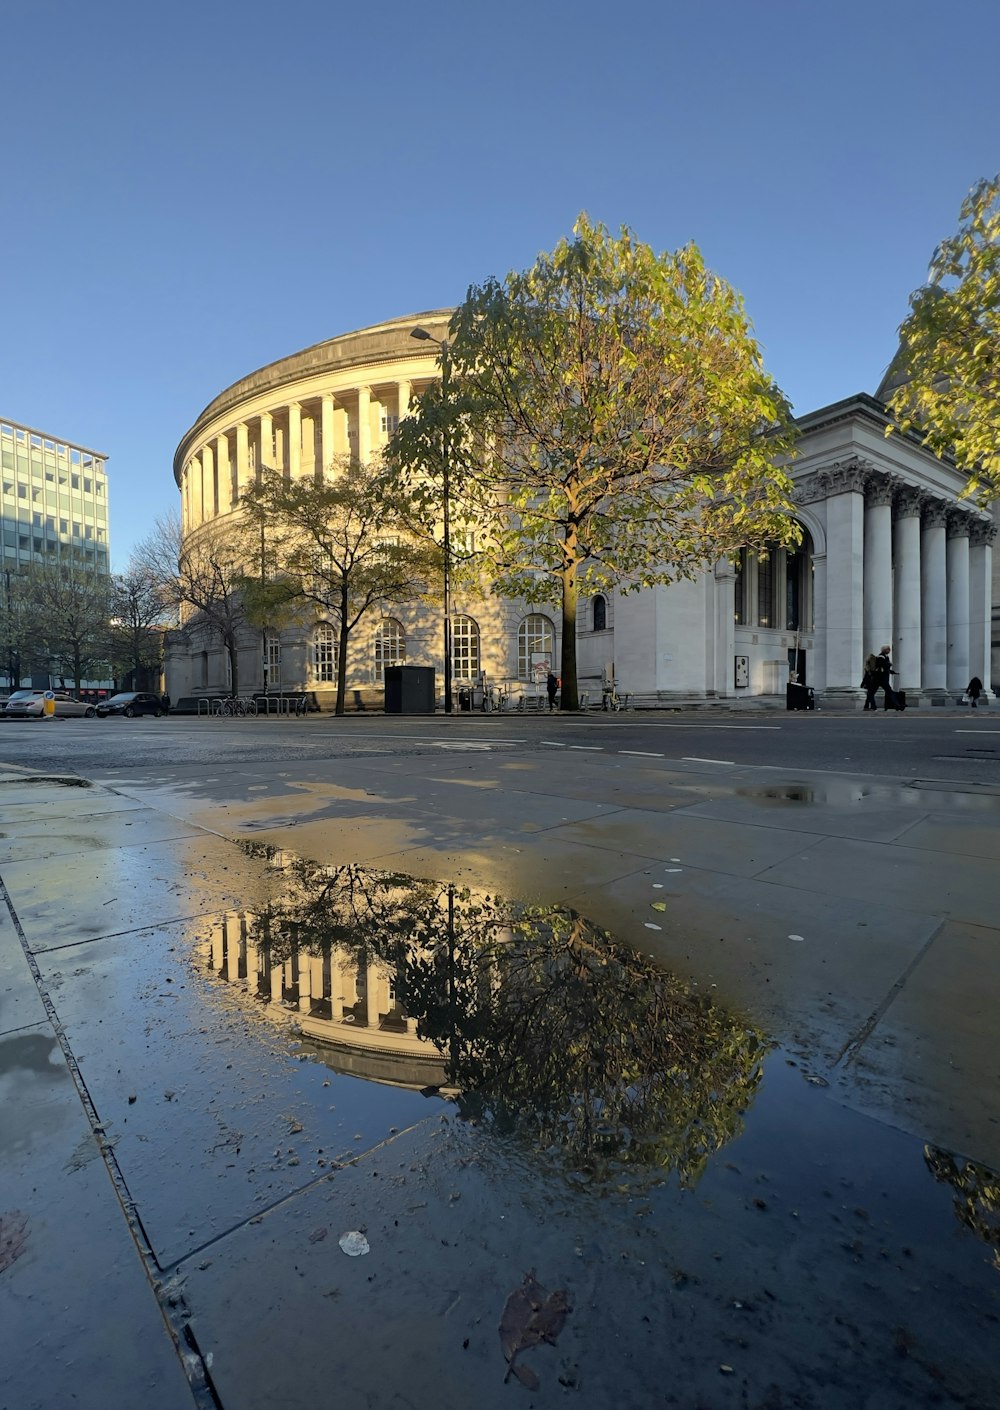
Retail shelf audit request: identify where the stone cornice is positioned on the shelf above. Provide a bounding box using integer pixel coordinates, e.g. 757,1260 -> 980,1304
173,310 -> 454,484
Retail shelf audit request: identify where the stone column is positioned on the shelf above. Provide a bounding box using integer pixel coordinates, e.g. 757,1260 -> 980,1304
259,411 -> 273,474
810,552 -> 827,689
215,432 -> 231,513
235,421 -> 249,501
357,386 -> 371,462
946,514 -> 971,690
920,503 -> 948,692
181,465 -> 190,533
969,520 -> 995,691
397,379 -> 411,422
320,394 -> 335,476
892,489 -> 922,692
863,475 -> 894,657
822,463 -> 867,691
712,559 -> 735,698
201,443 -> 215,518
288,402 -> 301,478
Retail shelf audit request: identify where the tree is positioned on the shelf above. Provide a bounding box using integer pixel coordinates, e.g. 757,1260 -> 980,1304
139,513 -> 251,696
391,214 -> 798,709
1,567 -> 40,688
887,175 -> 1000,502
240,459 -> 434,715
107,564 -> 169,689
29,561 -> 111,691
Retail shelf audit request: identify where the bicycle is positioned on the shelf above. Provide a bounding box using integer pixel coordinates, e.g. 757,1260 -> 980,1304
219,697 -> 257,717
602,683 -> 630,712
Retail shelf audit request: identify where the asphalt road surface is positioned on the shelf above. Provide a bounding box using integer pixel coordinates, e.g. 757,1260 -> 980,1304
1,707 -> 999,787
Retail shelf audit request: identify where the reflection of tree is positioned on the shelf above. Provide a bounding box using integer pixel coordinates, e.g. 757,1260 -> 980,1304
236,844 -> 768,1185
925,1146 -> 1000,1270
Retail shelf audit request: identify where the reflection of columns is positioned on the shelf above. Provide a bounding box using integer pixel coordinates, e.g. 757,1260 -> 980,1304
946,516 -> 971,690
712,559 -> 735,698
823,465 -> 866,689
224,916 -> 242,981
893,490 -> 922,691
969,521 -> 995,691
270,964 -> 282,1002
365,963 -> 379,1029
259,411 -> 273,473
863,477 -> 894,657
210,920 -> 224,973
357,386 -> 371,461
235,422 -> 249,501
297,948 -> 311,1013
288,402 -> 301,478
328,950 -> 342,1018
921,503 -> 948,691
320,394 -> 334,475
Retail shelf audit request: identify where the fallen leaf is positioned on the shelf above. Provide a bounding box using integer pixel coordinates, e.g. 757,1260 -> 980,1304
500,1270 -> 571,1387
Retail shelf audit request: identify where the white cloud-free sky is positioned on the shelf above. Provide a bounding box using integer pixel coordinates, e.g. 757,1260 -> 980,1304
3,0 -> 998,568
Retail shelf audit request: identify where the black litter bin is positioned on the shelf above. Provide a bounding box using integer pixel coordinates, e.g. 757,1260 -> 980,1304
458,688 -> 471,711
384,666 -> 436,714
786,682 -> 816,711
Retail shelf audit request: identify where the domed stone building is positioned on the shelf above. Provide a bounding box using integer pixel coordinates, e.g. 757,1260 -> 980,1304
167,314 -> 994,709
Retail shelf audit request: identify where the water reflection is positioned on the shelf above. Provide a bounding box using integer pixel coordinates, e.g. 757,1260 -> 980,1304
925,1146 -> 1000,1270
195,845 -> 768,1185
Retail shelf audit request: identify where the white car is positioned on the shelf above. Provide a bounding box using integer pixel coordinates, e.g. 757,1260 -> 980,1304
3,689 -> 97,719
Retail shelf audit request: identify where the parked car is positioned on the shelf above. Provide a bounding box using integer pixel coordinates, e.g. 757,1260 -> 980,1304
96,691 -> 164,718
3,689 -> 97,718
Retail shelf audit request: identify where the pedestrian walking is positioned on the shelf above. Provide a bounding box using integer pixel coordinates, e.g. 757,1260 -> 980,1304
861,653 -> 879,711
546,671 -> 559,712
874,645 -> 904,711
966,676 -> 984,708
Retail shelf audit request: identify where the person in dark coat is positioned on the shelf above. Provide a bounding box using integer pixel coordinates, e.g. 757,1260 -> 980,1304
546,671 -> 559,712
967,676 -> 984,708
873,646 -> 903,710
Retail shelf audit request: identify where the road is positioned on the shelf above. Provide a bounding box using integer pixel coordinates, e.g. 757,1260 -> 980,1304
2,706 -> 999,785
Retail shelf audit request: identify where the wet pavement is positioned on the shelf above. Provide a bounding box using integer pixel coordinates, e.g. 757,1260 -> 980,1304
1,736 -> 999,1409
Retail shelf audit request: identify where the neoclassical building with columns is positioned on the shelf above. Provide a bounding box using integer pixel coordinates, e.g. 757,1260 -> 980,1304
167,313 -> 995,708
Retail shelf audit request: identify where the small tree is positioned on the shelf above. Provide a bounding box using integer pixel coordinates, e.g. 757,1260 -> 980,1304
1,567 -> 39,688
138,514 -> 249,696
887,174 -> 1000,502
392,214 -> 798,709
240,459 -> 434,715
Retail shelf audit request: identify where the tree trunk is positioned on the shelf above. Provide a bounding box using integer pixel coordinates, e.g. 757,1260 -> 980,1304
560,559 -> 579,711
335,585 -> 349,715
227,637 -> 239,697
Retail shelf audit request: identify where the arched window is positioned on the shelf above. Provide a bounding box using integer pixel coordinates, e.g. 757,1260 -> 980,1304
373,619 -> 405,682
451,615 -> 480,682
592,594 -> 607,632
312,624 -> 337,683
517,614 -> 554,680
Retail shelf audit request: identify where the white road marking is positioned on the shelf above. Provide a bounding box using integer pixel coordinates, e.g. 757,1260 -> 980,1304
620,750 -> 665,757
955,730 -> 1000,735
569,745 -> 603,751
682,756 -> 735,766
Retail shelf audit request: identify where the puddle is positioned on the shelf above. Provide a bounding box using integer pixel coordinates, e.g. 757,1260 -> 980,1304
738,778 -> 1000,809
194,843 -> 768,1187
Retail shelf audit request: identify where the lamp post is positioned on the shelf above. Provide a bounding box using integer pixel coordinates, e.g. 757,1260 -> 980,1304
410,326 -> 453,714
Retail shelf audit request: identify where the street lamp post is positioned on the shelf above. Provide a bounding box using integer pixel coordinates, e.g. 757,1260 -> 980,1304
410,326 -> 453,714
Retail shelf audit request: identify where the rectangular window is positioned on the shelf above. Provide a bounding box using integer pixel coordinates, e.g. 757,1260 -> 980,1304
734,549 -> 747,626
380,413 -> 399,435
757,551 -> 774,628
83,478 -> 92,493
71,474 -> 80,489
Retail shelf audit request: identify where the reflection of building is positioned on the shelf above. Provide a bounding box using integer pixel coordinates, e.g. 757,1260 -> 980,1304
170,318 -> 994,705
202,910 -> 449,1091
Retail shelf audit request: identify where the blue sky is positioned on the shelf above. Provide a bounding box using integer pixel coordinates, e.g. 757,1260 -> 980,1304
3,0 -> 998,569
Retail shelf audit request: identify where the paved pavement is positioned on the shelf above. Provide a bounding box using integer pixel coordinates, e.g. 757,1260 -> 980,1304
2,714 -> 998,1409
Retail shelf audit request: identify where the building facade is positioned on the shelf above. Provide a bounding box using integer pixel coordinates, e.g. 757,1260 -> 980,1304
168,317 -> 995,708
1,417 -> 110,574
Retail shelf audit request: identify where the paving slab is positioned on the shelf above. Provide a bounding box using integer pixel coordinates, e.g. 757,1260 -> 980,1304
756,834 -> 999,928
0,902 -> 47,1035
0,806 -> 206,865
35,921 -> 442,1268
3,833 -> 275,951
0,1024 -> 196,1410
175,1063 -> 1000,1410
